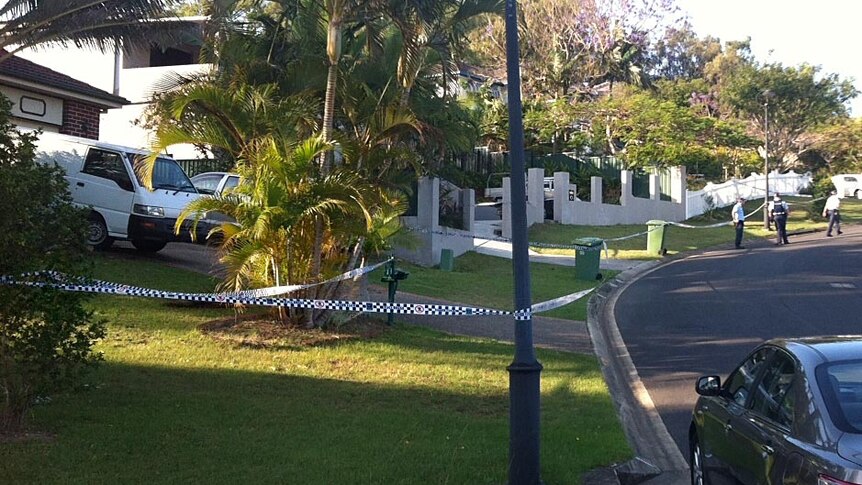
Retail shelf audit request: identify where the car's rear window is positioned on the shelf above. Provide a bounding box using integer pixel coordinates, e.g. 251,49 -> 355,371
818,360 -> 862,433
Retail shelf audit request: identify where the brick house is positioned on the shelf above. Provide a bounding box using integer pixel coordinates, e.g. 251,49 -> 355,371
0,51 -> 128,139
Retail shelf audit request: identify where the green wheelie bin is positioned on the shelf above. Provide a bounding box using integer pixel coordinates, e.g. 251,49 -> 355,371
573,237 -> 603,281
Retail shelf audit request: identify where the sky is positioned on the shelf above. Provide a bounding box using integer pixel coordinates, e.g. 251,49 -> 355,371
675,0 -> 862,115
16,0 -> 862,115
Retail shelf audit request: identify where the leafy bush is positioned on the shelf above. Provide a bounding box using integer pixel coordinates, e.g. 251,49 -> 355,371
0,99 -> 105,432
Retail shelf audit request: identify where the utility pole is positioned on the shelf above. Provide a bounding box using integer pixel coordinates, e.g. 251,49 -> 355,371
503,1 -> 542,484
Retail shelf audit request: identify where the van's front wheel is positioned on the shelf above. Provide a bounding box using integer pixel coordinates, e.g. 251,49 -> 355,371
87,214 -> 113,250
131,239 -> 167,253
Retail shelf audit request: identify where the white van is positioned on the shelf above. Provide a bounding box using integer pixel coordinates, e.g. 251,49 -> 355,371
33,132 -> 211,252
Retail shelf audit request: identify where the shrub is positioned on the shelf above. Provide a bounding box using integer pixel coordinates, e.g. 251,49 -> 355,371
0,99 -> 105,432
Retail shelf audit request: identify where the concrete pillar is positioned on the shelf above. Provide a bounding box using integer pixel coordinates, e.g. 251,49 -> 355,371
649,173 -> 660,201
502,177 -> 512,239
417,176 -> 440,229
591,176 -> 603,204
461,188 -> 475,232
620,170 -> 632,206
553,171 -> 568,223
527,167 -> 544,224
670,166 -> 686,204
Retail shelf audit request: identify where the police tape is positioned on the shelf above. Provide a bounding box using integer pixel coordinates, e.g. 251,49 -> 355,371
0,272 -> 594,321
403,226 -> 603,251
230,257 -> 394,298
666,221 -> 732,229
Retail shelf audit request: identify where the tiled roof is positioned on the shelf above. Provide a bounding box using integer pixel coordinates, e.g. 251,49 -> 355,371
0,50 -> 128,106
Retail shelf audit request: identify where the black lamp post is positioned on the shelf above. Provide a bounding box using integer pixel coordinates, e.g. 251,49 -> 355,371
762,90 -> 773,230
503,0 -> 542,484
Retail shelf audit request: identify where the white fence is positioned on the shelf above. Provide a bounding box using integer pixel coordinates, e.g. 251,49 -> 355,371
686,171 -> 812,219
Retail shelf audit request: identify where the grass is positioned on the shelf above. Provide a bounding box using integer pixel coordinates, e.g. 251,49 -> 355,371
372,252 -> 615,321
0,255 -> 631,484
528,196 -> 862,259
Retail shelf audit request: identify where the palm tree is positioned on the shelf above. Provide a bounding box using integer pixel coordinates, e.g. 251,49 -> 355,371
177,136 -> 375,324
0,0 -> 201,63
141,79 -> 379,325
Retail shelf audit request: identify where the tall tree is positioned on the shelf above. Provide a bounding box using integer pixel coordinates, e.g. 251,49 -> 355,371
722,62 -> 857,170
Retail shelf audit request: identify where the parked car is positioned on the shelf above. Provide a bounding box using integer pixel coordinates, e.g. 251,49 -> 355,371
689,337 -> 862,485
190,172 -> 240,196
33,131 -> 214,252
485,176 -> 556,201
831,174 -> 862,199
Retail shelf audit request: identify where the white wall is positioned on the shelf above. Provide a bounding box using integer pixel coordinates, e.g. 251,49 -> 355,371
551,168 -> 687,226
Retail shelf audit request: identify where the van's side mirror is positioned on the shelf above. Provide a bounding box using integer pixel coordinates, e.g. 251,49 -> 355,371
696,376 -> 721,396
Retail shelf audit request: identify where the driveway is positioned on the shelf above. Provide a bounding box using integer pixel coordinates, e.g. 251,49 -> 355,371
108,241 -> 223,276
613,227 -> 862,457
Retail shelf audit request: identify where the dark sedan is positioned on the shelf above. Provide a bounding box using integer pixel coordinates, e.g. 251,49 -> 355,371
689,337 -> 862,485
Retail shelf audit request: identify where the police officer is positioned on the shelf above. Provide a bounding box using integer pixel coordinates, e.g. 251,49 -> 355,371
823,190 -> 843,237
769,193 -> 790,245
731,197 -> 746,249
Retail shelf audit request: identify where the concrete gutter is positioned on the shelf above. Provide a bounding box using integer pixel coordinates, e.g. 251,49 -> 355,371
586,260 -> 690,485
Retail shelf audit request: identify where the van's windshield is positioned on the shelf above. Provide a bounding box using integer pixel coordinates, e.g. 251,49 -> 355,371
129,154 -> 197,193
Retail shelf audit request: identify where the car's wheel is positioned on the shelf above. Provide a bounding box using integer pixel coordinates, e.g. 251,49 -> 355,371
690,435 -> 709,485
131,239 -> 167,253
87,214 -> 113,250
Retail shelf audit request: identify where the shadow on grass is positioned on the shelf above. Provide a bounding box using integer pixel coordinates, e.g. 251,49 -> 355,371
2,358 -> 629,485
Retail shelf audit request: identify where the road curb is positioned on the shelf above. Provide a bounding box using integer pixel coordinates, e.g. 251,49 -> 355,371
587,259 -> 690,484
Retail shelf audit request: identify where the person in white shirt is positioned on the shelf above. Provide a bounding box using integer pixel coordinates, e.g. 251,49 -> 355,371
822,190 -> 843,237
731,197 -> 746,249
768,193 -> 790,245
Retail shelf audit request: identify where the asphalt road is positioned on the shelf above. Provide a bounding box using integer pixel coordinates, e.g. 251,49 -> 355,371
614,226 -> 862,458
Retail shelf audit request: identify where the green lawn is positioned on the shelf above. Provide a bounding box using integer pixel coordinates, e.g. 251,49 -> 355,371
373,252 -> 615,321
529,196 -> 862,259
0,255 -> 631,484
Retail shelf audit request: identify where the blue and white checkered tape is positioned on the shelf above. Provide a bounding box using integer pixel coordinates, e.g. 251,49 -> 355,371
0,271 -> 593,319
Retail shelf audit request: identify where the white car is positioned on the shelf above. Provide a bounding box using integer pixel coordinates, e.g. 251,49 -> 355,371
190,172 -> 240,196
831,174 -> 862,199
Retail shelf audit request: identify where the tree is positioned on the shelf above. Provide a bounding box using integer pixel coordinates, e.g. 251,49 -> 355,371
466,0 -> 679,97
142,79 -> 393,325
722,62 -> 857,170
805,119 -> 862,174
0,0 -> 199,63
648,23 -> 722,81
589,86 -> 756,173
0,99 -> 105,432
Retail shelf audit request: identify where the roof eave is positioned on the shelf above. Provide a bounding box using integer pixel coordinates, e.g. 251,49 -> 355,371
0,75 -> 128,108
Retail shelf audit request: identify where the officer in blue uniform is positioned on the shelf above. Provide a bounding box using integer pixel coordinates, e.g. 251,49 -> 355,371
769,193 -> 790,245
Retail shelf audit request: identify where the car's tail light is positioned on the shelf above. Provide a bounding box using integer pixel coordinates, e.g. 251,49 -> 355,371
819,474 -> 862,485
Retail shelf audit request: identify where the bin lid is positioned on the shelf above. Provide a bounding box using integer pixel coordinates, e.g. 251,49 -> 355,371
573,236 -> 604,248
646,220 -> 667,226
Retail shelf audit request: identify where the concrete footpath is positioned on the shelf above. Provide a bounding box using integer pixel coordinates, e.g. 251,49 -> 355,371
368,286 -> 594,355
472,238 -> 642,272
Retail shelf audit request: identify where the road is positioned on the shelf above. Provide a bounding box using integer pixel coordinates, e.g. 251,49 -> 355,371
614,227 -> 862,457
